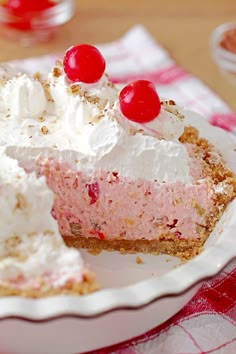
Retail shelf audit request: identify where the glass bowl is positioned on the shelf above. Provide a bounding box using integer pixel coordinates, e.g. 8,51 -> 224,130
0,0 -> 75,46
210,22 -> 236,85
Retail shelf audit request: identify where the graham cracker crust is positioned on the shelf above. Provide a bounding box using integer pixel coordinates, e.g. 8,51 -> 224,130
0,271 -> 99,298
180,125 -> 236,202
63,234 -> 205,260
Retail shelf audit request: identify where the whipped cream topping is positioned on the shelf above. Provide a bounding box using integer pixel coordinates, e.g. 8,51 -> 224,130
0,149 -> 84,287
0,64 -> 20,113
0,63 -> 192,183
0,63 -> 19,81
77,116 -> 191,183
46,64 -> 117,133
2,74 -> 47,121
115,101 -> 185,141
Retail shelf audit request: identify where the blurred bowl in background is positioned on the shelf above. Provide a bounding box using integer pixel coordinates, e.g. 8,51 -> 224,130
210,22 -> 236,85
0,0 -> 75,46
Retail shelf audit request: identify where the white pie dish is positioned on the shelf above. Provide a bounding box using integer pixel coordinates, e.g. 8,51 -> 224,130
0,113 -> 235,354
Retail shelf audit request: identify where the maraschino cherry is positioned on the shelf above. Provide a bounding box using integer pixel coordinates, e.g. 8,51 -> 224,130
63,44 -> 106,84
4,0 -> 55,12
119,80 -> 161,123
3,0 -> 55,30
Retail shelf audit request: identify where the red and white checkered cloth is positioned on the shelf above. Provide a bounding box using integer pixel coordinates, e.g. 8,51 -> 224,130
7,25 -> 236,354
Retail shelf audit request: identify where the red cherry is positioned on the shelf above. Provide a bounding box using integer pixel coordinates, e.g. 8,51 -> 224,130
86,181 -> 100,205
63,44 -> 106,83
89,230 -> 105,240
119,80 -> 161,123
2,0 -> 55,30
4,0 -> 55,13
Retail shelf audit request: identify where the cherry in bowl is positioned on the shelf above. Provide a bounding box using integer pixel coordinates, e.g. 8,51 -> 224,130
0,0 -> 75,46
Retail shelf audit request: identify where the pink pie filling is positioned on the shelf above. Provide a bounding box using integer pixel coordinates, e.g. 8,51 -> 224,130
36,158 -> 214,241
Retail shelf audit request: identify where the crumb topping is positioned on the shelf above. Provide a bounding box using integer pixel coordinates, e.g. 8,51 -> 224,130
52,67 -> 62,78
161,99 -> 176,106
15,193 -> 26,210
41,126 -> 49,135
67,84 -> 82,96
161,100 -> 184,120
32,72 -> 41,81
